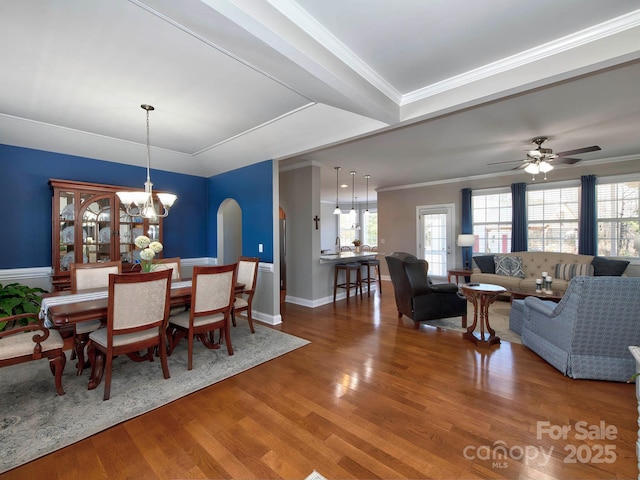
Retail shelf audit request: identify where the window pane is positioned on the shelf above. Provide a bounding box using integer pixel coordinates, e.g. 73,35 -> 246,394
527,186 -> 579,253
472,192 -> 512,253
596,181 -> 640,256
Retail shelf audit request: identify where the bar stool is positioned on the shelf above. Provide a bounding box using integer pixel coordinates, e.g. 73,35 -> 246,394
360,258 -> 382,296
333,262 -> 363,303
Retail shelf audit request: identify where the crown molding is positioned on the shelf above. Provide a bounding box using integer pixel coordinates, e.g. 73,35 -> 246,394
401,9 -> 640,105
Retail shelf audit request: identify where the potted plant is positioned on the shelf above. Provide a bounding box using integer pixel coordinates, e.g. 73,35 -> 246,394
0,282 -> 48,331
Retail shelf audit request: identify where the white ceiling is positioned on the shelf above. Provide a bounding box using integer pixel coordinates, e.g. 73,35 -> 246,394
2,0 -> 640,202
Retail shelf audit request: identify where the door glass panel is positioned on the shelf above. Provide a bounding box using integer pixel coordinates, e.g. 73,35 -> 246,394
422,213 -> 448,277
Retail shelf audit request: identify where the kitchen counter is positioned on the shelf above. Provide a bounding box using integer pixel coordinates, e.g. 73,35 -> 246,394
319,251 -> 380,264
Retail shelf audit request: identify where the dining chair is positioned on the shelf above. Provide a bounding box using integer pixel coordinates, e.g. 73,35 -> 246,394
360,245 -> 372,251
232,256 -> 259,334
167,264 -> 237,370
0,313 -> 66,395
69,260 -> 122,375
340,246 -> 352,252
87,269 -> 172,400
153,257 -> 187,315
152,257 -> 182,280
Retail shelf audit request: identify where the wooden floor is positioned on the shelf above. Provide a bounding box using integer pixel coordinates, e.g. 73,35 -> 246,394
4,281 -> 637,479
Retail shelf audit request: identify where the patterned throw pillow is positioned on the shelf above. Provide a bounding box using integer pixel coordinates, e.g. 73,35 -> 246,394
555,263 -> 594,281
493,256 -> 526,278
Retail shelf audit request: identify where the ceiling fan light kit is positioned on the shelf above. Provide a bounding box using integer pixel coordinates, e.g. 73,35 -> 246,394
488,136 -> 601,182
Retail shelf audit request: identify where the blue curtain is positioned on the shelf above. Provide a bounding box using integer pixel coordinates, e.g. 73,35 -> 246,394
511,183 -> 527,252
461,188 -> 473,269
579,175 -> 597,255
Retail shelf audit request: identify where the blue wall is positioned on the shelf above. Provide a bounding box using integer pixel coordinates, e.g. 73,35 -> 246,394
0,144 -> 208,268
207,160 -> 273,262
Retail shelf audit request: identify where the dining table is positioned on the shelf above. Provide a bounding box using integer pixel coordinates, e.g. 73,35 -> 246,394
39,279 -> 245,390
40,279 -> 245,328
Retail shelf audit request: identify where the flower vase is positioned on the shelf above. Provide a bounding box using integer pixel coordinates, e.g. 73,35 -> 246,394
355,246 -> 360,253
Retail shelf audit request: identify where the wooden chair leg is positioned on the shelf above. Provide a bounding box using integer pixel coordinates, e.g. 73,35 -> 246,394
246,307 -> 255,334
224,319 -> 234,356
103,354 -> 113,401
48,350 -> 66,396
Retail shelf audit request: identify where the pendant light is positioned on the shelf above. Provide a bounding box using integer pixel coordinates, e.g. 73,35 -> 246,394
349,171 -> 357,215
363,174 -> 371,215
333,167 -> 342,214
117,104 -> 177,219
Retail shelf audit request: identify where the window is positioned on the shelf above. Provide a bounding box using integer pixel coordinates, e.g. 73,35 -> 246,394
527,185 -> 579,253
338,210 -> 359,249
472,190 -> 512,253
362,210 -> 378,247
596,179 -> 640,257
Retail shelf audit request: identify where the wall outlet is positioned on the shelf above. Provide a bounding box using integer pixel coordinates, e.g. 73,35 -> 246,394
258,243 -> 263,253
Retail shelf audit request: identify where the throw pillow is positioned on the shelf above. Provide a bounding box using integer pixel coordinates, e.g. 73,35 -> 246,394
494,255 -> 526,278
591,257 -> 630,276
473,255 -> 495,274
555,263 -> 594,281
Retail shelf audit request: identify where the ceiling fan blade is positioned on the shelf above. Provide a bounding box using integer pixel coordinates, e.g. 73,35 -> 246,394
553,157 -> 581,165
488,158 -> 526,166
556,145 -> 601,157
511,162 -> 529,171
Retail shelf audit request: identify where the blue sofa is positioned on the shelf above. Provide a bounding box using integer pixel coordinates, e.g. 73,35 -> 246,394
520,276 -> 640,382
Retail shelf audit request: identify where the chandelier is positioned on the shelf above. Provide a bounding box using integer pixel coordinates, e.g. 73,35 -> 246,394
116,104 -> 177,219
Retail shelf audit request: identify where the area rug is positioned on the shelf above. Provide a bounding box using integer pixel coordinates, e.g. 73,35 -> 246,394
0,323 -> 310,474
424,300 -> 521,344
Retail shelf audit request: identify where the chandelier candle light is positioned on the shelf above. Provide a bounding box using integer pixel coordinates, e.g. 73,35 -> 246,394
117,105 -> 177,219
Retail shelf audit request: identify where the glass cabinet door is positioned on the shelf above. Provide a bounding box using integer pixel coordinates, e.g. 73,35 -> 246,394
79,194 -> 112,264
58,190 -> 77,272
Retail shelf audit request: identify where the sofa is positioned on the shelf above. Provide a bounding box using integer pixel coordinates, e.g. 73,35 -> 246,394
519,276 -> 640,382
469,252 -> 632,293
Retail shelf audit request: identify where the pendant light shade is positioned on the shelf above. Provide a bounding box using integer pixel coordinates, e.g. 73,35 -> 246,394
333,167 -> 342,215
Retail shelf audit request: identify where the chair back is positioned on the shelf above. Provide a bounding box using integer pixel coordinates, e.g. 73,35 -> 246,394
107,269 -> 172,335
71,260 -> 122,292
361,245 -> 371,251
153,257 -> 182,280
191,264 -> 238,316
340,246 -> 352,252
385,253 -> 431,317
237,256 -> 259,293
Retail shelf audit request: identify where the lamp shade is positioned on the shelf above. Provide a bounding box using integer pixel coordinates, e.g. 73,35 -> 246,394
457,234 -> 475,247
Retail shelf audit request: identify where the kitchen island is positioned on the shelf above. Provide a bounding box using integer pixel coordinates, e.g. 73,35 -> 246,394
319,251 -> 379,264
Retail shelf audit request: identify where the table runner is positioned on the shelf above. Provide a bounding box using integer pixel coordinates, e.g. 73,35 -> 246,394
40,280 -> 192,327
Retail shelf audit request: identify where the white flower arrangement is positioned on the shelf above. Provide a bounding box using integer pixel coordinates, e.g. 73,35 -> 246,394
134,235 -> 164,272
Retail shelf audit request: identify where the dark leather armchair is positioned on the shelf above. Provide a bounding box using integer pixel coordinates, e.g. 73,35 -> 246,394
385,252 -> 467,329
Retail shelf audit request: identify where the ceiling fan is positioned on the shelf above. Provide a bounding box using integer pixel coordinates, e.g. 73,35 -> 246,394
489,137 -> 601,180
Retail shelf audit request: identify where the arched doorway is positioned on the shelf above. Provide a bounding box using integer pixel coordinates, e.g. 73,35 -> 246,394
217,198 -> 242,264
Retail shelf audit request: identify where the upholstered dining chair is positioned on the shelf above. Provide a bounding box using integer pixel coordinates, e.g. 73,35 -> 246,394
87,268 -> 172,400
167,264 -> 237,370
152,257 -> 182,280
70,260 -> 122,375
0,313 -> 66,395
232,256 -> 259,334
152,257 -> 187,315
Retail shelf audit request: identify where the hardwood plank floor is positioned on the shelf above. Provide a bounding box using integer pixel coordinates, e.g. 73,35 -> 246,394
3,281 -> 637,479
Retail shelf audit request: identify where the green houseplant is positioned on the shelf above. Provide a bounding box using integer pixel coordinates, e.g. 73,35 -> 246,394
0,282 -> 48,331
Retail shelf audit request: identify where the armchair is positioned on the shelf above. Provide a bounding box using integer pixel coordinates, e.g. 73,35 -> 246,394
385,252 -> 468,329
521,276 -> 640,381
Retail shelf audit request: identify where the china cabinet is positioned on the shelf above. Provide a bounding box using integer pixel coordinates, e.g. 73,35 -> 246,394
49,179 -> 164,291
